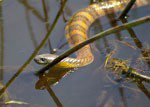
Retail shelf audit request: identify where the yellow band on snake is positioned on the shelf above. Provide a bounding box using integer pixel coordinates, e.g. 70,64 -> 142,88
34,0 -> 149,68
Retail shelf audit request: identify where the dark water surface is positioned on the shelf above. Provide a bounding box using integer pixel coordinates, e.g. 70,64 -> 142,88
0,0 -> 150,107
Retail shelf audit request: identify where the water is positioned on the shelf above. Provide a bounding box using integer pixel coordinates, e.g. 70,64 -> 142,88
0,0 -> 150,107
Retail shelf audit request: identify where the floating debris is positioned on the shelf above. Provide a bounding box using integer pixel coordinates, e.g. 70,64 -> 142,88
3,100 -> 29,105
105,57 -> 150,83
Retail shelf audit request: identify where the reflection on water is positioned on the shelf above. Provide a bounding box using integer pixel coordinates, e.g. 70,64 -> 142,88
120,18 -> 150,67
0,0 -> 149,107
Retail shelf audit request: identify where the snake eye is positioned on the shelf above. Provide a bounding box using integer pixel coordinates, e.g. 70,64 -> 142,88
40,58 -> 46,62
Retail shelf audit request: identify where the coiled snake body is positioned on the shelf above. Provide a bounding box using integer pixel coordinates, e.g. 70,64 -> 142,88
34,0 -> 149,89
34,0 -> 149,67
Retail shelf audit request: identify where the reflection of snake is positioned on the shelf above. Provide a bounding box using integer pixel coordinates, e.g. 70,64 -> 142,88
34,0 -> 149,67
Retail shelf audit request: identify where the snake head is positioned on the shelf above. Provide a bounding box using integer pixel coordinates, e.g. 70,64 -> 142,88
34,54 -> 58,65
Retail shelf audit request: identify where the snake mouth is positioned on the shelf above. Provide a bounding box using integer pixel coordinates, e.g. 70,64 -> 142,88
34,57 -> 41,64
34,58 -> 44,65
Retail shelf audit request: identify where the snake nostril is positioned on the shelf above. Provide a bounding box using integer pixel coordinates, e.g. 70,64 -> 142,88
34,58 -> 37,62
34,57 -> 40,63
34,58 -> 38,61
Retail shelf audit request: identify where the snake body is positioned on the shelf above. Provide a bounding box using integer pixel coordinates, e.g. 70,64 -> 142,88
34,0 -> 149,67
34,0 -> 149,89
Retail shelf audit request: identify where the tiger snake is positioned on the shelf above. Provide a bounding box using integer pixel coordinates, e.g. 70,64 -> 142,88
34,0 -> 150,89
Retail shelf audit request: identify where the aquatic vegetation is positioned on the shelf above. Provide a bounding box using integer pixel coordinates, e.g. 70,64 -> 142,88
105,57 -> 150,83
0,0 -> 149,106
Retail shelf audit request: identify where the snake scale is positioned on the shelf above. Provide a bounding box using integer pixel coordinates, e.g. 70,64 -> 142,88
34,0 -> 150,89
34,0 -> 149,67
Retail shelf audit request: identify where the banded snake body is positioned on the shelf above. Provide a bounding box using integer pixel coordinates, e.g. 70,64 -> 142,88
34,0 -> 150,89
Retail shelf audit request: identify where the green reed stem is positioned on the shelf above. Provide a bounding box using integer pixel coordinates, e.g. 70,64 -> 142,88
136,82 -> 150,99
0,0 -> 67,96
18,0 -> 45,22
118,0 -> 136,19
45,84 -> 63,107
37,16 -> 150,74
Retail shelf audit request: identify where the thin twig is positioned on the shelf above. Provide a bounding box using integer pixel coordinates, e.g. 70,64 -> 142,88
18,0 -> 45,22
45,84 -> 63,107
136,82 -> 150,99
41,0 -> 53,53
118,0 -> 136,19
120,18 -> 150,67
0,0 -> 67,96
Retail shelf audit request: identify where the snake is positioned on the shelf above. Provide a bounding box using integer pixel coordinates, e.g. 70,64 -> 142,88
34,0 -> 149,68
34,0 -> 150,89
